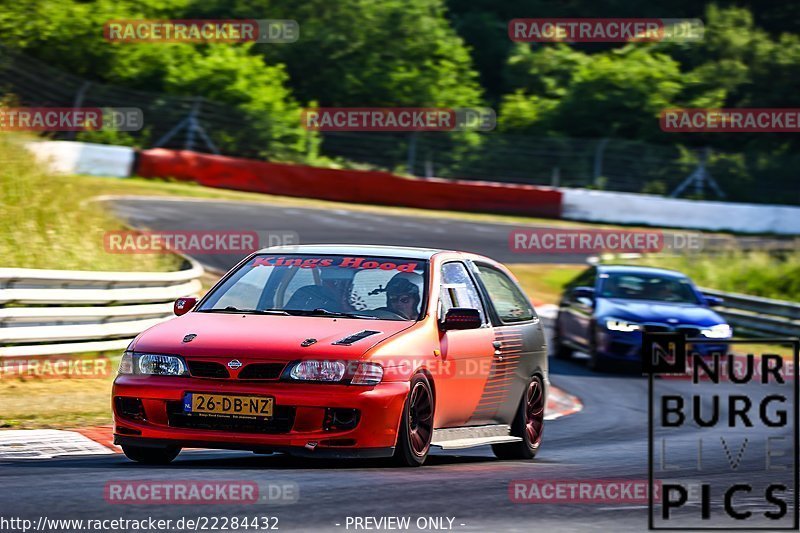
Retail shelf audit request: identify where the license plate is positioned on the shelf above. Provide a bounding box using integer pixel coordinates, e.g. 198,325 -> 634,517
183,393 -> 273,417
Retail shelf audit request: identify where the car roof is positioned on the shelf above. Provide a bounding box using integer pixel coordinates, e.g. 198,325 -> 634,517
597,264 -> 689,279
256,244 -> 446,260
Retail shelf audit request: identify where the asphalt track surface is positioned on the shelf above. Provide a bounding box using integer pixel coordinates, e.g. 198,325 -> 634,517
2,197 -> 795,532
110,197 -> 591,268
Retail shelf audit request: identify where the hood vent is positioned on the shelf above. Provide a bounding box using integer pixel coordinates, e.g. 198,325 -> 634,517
332,330 -> 382,346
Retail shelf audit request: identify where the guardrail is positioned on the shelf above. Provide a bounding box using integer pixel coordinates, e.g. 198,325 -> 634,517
0,259 -> 204,357
700,288 -> 800,338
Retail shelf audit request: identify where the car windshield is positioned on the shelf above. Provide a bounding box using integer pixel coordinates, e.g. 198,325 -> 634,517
198,254 -> 428,321
599,272 -> 700,304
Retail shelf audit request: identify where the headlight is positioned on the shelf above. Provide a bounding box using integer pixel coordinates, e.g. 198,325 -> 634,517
289,360 -> 347,382
286,360 -> 383,385
118,352 -> 188,376
605,317 -> 641,332
131,353 -> 188,376
701,324 -> 732,339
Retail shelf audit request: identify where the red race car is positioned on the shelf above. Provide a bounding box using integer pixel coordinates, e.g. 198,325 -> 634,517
113,245 -> 548,466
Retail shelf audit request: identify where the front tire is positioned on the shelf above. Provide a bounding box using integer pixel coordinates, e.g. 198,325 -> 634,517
393,374 -> 434,467
552,314 -> 572,360
492,375 -> 545,460
122,444 -> 181,465
586,324 -> 609,372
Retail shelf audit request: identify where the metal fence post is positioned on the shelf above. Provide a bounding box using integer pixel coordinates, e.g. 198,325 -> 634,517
407,132 -> 417,175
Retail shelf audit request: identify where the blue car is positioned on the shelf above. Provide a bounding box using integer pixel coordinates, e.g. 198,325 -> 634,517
553,265 -> 732,371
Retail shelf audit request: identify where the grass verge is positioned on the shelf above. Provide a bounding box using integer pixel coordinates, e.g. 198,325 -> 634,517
0,135 -> 180,271
0,354 -> 118,429
621,251 -> 800,301
508,263 -> 582,305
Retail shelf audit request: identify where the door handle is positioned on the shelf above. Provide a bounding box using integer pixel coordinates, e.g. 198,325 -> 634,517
492,341 -> 503,357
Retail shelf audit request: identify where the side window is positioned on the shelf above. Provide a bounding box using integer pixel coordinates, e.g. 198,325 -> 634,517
440,262 -> 486,322
476,265 -> 534,323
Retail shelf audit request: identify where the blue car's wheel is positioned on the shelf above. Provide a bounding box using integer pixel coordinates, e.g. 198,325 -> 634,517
552,313 -> 572,360
586,323 -> 610,372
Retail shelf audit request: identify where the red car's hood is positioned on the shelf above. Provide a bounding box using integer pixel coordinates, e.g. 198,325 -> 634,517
130,312 -> 413,360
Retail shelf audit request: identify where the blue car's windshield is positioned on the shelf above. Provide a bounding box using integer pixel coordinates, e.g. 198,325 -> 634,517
599,272 -> 700,304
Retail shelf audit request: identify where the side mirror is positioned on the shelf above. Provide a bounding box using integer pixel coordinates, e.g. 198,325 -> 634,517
571,286 -> 595,307
440,308 -> 482,331
174,297 -> 198,316
572,286 -> 595,299
704,295 -> 723,307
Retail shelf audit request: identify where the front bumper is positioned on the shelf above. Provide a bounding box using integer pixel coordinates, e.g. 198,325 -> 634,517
596,329 -> 729,361
112,375 -> 409,455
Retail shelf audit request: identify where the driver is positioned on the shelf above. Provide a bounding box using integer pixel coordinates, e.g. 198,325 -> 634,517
285,267 -> 354,312
319,267 -> 355,311
384,274 -> 421,319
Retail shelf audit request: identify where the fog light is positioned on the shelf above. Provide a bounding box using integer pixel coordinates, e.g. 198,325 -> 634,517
115,397 -> 145,421
323,408 -> 360,431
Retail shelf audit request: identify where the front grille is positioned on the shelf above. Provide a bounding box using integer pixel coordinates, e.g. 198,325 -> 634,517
166,401 -> 295,433
188,361 -> 229,378
642,324 -> 671,333
641,324 -> 703,337
238,363 -> 285,380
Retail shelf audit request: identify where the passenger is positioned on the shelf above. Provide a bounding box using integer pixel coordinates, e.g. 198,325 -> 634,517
383,274 -> 421,319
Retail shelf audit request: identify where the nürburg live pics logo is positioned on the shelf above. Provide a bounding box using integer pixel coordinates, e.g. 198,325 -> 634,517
644,332 -> 799,529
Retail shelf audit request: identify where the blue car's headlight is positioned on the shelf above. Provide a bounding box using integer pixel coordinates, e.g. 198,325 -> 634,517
605,317 -> 642,332
700,324 -> 733,339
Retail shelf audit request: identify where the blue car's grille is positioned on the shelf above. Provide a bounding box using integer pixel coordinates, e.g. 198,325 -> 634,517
642,324 -> 671,333
641,324 -> 702,337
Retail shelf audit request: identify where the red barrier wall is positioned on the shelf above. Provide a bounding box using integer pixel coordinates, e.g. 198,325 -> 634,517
136,149 -> 563,218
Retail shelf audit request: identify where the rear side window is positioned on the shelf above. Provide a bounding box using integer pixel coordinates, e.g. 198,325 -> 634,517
476,265 -> 534,323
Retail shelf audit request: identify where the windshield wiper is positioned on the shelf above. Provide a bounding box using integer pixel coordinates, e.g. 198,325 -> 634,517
281,308 -> 378,320
201,306 -> 289,315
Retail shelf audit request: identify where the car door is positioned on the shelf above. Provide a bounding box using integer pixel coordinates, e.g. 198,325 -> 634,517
560,266 -> 597,348
471,261 -> 547,425
435,261 -> 494,428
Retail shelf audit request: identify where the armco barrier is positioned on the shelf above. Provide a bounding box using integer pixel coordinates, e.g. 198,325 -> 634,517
0,258 -> 203,357
136,149 -> 563,218
26,141 -> 135,178
700,288 -> 800,337
562,188 -> 800,235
